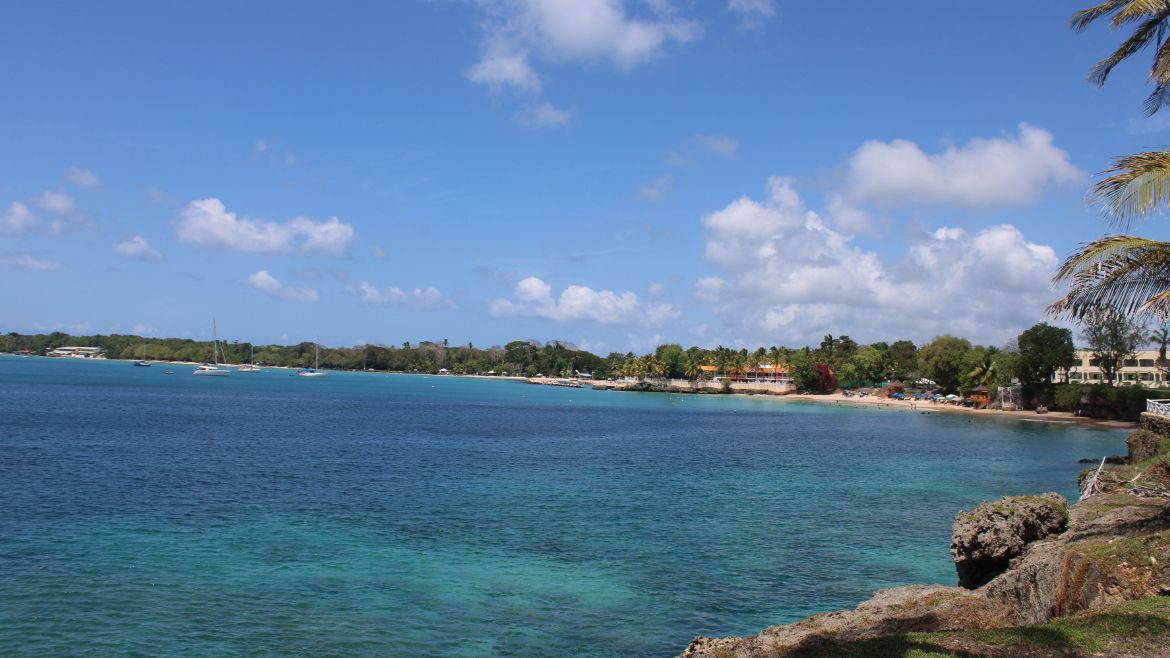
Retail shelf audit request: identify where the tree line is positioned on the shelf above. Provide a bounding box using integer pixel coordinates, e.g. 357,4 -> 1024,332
9,315 -> 1157,394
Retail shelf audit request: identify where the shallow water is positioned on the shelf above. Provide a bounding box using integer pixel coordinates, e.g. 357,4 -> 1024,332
0,356 -> 1125,656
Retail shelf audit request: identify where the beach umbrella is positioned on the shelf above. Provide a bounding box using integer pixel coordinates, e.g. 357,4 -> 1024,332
945,394 -> 958,400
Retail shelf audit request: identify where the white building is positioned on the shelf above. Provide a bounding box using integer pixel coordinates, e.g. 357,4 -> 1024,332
1058,349 -> 1165,387
46,346 -> 105,359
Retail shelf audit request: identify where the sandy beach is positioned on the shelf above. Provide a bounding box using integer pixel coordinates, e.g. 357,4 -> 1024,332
788,390 -> 1135,430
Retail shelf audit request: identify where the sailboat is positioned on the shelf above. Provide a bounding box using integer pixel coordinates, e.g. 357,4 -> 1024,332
193,320 -> 231,377
237,344 -> 261,373
298,340 -> 327,378
133,343 -> 151,367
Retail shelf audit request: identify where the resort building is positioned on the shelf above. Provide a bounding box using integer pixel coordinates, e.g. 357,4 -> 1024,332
1057,349 -> 1166,386
700,363 -> 794,384
46,346 -> 105,359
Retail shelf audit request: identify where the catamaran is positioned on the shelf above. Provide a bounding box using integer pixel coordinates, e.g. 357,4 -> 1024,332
237,344 -> 261,373
193,320 -> 231,377
133,343 -> 151,367
298,341 -> 327,378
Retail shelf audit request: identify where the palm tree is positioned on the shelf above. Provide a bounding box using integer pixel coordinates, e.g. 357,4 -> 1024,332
712,346 -> 730,378
1071,0 -> 1170,115
1152,324 -> 1170,368
731,352 -> 748,381
767,346 -> 783,381
1051,3 -> 1170,319
966,352 -> 998,388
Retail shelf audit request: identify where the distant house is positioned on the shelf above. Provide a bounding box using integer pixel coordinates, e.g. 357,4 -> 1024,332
46,346 -> 105,359
701,363 -> 792,383
1055,349 -> 1168,387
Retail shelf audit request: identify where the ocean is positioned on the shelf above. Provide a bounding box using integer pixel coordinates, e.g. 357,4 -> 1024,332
0,356 -> 1125,656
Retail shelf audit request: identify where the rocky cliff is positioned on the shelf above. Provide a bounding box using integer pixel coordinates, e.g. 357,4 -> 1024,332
680,413 -> 1170,658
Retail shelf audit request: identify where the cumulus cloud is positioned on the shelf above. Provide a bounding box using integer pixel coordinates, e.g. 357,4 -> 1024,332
175,198 -> 354,256
490,276 -> 677,325
666,133 -> 739,165
348,282 -> 451,309
65,167 -> 100,189
0,254 -> 64,270
34,190 -> 75,215
114,235 -> 163,262
0,202 -> 36,235
697,177 -> 1061,345
468,38 -> 542,91
514,102 -> 573,127
467,0 -> 699,92
246,270 -> 320,302
693,133 -> 738,156
131,323 -> 157,335
841,123 -> 1085,208
638,175 -> 672,201
728,0 -> 775,25
254,139 -> 269,153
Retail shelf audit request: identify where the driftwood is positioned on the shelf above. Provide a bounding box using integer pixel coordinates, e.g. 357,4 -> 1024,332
1080,457 -> 1107,501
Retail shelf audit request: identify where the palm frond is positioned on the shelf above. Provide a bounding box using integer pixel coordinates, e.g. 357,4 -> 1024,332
1089,14 -> 1168,86
1089,150 -> 1170,227
1049,235 -> 1170,319
1071,0 -> 1142,30
1111,0 -> 1170,27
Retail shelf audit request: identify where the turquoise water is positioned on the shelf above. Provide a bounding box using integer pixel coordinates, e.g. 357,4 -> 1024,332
0,356 -> 1124,656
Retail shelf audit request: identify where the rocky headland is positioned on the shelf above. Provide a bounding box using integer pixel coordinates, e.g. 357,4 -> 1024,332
680,414 -> 1170,658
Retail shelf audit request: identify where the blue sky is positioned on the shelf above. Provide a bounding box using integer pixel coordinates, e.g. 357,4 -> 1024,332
2,1 -> 1167,353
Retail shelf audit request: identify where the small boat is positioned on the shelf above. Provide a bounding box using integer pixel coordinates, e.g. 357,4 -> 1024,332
193,320 -> 231,377
133,343 -> 151,367
237,344 -> 261,373
298,341 -> 327,378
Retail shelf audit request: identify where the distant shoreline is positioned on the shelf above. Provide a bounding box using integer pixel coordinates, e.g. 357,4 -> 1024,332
11,355 -> 1136,431
753,389 -> 1135,430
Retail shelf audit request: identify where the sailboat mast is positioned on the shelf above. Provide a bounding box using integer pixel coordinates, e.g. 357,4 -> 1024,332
212,319 -> 219,366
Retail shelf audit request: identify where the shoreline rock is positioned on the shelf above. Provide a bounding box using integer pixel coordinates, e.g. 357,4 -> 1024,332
679,413 -> 1170,657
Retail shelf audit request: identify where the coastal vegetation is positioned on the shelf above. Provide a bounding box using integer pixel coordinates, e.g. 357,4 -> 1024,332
1,320 -> 1094,395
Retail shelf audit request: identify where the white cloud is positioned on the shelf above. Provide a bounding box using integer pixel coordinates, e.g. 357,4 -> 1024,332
114,235 -> 163,262
697,177 -> 1061,345
490,276 -> 677,325
468,39 -> 542,91
65,167 -> 100,189
841,123 -> 1085,208
0,202 -> 36,235
638,175 -> 672,201
693,133 -> 738,156
468,0 -> 699,92
246,270 -> 320,302
514,102 -> 573,127
145,187 -> 177,205
348,282 -> 451,309
255,139 -> 269,153
34,190 -> 75,214
175,198 -> 354,256
0,254 -> 64,270
648,281 -> 664,295
728,0 -> 775,23
666,133 -> 739,165
132,323 -> 157,336
369,245 -> 386,259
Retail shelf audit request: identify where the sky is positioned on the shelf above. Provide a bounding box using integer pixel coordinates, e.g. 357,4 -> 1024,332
3,1 -> 1169,354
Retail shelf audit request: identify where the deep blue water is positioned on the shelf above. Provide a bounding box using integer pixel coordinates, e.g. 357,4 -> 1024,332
0,356 -> 1125,656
